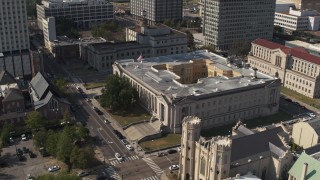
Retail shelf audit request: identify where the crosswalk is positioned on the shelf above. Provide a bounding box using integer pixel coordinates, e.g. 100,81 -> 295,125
142,157 -> 164,176
105,166 -> 121,180
141,175 -> 159,180
110,155 -> 140,166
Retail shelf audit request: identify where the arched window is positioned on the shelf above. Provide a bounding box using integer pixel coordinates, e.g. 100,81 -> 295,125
200,156 -> 206,175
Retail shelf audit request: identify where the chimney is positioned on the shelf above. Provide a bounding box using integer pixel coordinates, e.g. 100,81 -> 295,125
300,163 -> 308,180
253,68 -> 258,79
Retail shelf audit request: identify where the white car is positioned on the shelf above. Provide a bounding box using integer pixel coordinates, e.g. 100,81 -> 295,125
126,144 -> 134,151
85,98 -> 91,102
48,165 -> 60,172
169,165 -> 180,171
21,134 -> 27,141
177,147 -> 181,152
308,113 -> 316,117
115,153 -> 124,161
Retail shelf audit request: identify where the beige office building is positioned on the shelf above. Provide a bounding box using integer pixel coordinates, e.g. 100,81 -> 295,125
294,0 -> 320,12
292,119 -> 320,148
248,39 -> 320,98
179,117 -> 293,180
113,51 -> 281,133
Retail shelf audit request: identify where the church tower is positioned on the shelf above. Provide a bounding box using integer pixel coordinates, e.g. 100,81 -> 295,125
179,116 -> 201,180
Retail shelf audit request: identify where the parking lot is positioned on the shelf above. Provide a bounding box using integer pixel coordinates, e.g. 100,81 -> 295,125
0,137 -> 66,179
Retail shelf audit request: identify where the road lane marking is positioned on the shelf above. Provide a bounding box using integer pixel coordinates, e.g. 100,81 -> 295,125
165,156 -> 172,164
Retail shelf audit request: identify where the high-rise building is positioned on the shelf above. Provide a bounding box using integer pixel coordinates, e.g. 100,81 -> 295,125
0,0 -> 31,78
203,0 -> 276,51
36,0 -> 114,29
131,0 -> 183,25
293,0 -> 320,12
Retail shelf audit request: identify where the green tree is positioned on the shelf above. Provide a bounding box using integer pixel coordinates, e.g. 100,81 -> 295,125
70,146 -> 95,169
55,17 -> 79,39
56,133 -> 74,164
33,128 -> 47,148
186,31 -> 195,50
163,19 -> 172,27
26,0 -> 42,18
45,130 -> 60,156
77,126 -> 89,141
229,40 -> 251,58
100,75 -> 138,111
63,126 -> 80,143
274,25 -> 284,34
26,111 -> 44,131
54,77 -> 67,94
36,170 -> 80,180
61,110 -> 71,124
0,124 -> 13,147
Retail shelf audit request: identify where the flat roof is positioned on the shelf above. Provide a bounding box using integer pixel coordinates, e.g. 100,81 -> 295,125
115,51 -> 277,100
89,41 -> 149,52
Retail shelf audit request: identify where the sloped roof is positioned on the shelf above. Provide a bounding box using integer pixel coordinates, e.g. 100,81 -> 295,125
305,144 -> 320,155
0,70 -> 16,85
253,39 -> 320,65
30,72 -> 50,100
3,88 -> 24,102
231,126 -> 286,162
288,152 -> 320,180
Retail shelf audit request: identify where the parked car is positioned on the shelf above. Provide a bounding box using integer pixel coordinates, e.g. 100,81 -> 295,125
308,113 -> 316,117
9,137 -> 14,143
17,154 -> 25,161
27,174 -> 35,180
121,139 -> 129,145
104,119 -> 110,124
113,130 -> 125,139
48,165 -> 60,172
82,93 -> 87,98
167,149 -> 177,154
28,151 -> 36,158
78,171 -> 89,177
39,147 -> 49,157
21,134 -> 27,141
157,152 -> 167,157
126,144 -> 134,151
22,147 -> 29,153
16,148 -> 23,155
177,147 -> 181,152
169,165 -> 180,171
115,153 -> 124,161
85,98 -> 91,102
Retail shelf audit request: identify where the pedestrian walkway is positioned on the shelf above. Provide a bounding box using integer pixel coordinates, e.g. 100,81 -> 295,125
109,155 -> 140,166
141,175 -> 160,180
105,166 -> 121,180
142,157 -> 164,176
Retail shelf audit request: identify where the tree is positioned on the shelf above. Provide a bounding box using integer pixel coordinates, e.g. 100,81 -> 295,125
45,130 -> 60,155
26,0 -> 42,18
36,170 -> 80,180
54,77 -> 67,94
61,110 -> 71,124
55,17 -> 79,39
26,111 -> 44,131
33,128 -> 47,148
186,31 -> 195,51
56,133 -> 74,164
229,40 -> 251,58
0,124 -> 13,147
70,146 -> 95,169
274,25 -> 284,34
77,126 -> 89,141
100,75 -> 138,111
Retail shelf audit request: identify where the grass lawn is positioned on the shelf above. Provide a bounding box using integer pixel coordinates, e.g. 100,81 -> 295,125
84,82 -> 105,89
139,134 -> 182,152
107,104 -> 151,127
201,110 -> 291,137
281,86 -> 320,109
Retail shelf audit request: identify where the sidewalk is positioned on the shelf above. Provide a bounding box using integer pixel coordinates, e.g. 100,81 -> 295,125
281,93 -> 320,113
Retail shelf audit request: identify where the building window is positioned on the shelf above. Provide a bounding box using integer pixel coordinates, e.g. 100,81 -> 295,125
200,156 -> 206,175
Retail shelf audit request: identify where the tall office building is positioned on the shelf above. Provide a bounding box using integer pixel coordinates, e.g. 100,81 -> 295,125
294,0 -> 320,12
37,0 -> 114,29
0,0 -> 31,78
131,0 -> 183,25
203,0 -> 276,51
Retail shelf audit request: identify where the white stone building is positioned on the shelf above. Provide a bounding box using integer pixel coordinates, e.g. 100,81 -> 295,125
42,17 -> 57,49
36,0 -> 114,29
179,116 -> 293,180
248,39 -> 320,98
292,118 -> 320,148
0,0 -> 31,78
113,51 -> 281,133
274,7 -> 320,33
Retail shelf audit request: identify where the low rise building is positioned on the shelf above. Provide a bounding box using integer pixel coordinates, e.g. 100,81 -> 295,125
274,7 -> 320,33
248,39 -> 320,98
179,117 -> 293,180
113,51 -> 281,133
292,118 -> 320,148
288,152 -> 320,180
83,25 -> 187,72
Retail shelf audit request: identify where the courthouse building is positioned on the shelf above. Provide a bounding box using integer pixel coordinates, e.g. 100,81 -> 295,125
248,39 -> 320,98
113,51 -> 281,133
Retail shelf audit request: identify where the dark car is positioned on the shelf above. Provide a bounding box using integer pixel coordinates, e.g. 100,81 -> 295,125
39,147 -> 49,157
157,152 -> 167,157
28,151 -> 36,158
22,147 -> 29,153
95,109 -> 103,115
17,155 -> 25,161
113,130 -> 124,139
16,148 -> 23,155
167,149 -> 177,154
81,93 -> 87,98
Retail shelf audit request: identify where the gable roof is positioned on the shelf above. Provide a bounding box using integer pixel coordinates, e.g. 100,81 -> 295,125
0,70 -> 17,85
288,152 -> 320,180
30,72 -> 50,100
3,88 -> 24,102
252,39 -> 320,65
231,126 -> 286,162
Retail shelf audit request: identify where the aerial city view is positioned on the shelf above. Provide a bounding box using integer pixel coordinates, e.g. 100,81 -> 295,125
1,0 -> 320,179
